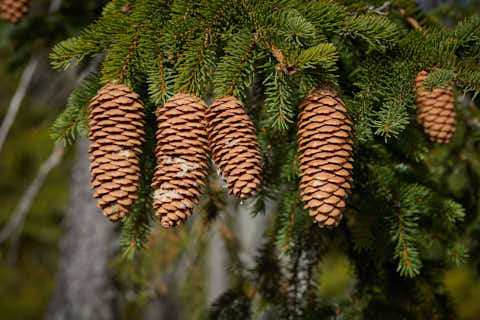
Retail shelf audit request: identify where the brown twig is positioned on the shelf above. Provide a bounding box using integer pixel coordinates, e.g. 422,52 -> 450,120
265,43 -> 298,75
398,8 -> 424,31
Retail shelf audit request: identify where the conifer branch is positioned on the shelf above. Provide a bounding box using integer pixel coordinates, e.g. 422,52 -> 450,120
175,28 -> 216,95
215,32 -> 258,99
44,2 -> 480,314
391,209 -> 421,278
264,70 -> 296,131
51,73 -> 103,145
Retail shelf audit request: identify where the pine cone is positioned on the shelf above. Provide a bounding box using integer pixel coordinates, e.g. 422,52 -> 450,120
206,96 -> 263,199
415,70 -> 456,144
152,93 -> 209,229
0,0 -> 30,24
88,83 -> 145,221
297,87 -> 354,228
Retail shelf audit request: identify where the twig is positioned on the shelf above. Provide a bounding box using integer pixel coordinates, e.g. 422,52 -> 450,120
0,57 -> 39,152
366,2 -> 392,16
398,8 -> 424,31
264,42 -> 298,76
0,143 -> 65,245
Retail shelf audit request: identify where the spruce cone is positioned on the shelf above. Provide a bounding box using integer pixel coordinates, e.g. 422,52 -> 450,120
206,96 -> 263,199
415,70 -> 456,144
0,0 -> 30,24
88,83 -> 145,221
152,93 -> 209,229
297,87 -> 354,228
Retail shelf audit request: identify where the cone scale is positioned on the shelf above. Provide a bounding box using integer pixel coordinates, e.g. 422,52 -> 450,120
297,87 -> 354,228
0,0 -> 30,24
88,83 -> 145,221
152,93 -> 209,229
415,71 -> 456,144
206,96 -> 263,199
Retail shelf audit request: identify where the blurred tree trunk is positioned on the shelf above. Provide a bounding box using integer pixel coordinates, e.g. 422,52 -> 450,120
142,255 -> 188,320
46,138 -> 118,320
142,276 -> 186,320
207,221 -> 229,304
237,200 -> 272,269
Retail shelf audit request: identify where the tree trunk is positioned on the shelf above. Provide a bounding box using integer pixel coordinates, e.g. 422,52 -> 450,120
46,138 -> 118,320
207,221 -> 229,304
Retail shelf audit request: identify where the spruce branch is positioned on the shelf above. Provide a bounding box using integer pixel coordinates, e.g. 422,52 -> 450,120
215,32 -> 258,99
263,69 -> 297,131
101,27 -> 140,86
44,1 -> 480,315
175,28 -> 217,95
298,0 -> 348,34
51,73 -> 103,145
427,230 -> 468,267
145,48 -> 176,105
342,14 -> 399,50
295,43 -> 338,72
457,69 -> 480,98
390,206 -> 422,278
50,1 -> 129,70
421,69 -> 456,90
372,101 -> 410,140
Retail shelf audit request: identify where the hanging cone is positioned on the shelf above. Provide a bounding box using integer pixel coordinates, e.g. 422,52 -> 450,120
297,87 -> 354,228
88,83 -> 145,221
0,0 -> 31,24
206,96 -> 263,199
415,70 -> 456,144
152,93 -> 209,229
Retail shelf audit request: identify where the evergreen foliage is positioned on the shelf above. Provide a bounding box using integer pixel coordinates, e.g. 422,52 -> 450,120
50,73 -> 103,145
48,0 -> 480,318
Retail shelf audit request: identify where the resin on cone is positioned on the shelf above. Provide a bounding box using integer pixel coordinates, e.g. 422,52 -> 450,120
415,70 -> 456,144
206,96 -> 263,199
88,83 -> 145,221
0,0 -> 30,24
152,93 -> 209,229
297,87 -> 354,228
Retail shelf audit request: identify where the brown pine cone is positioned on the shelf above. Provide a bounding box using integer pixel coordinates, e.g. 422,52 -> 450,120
206,96 -> 263,199
415,70 -> 456,144
88,83 -> 145,221
1,0 -> 30,24
297,87 -> 354,228
152,93 -> 209,229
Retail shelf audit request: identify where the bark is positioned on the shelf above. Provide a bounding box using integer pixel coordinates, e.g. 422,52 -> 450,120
46,138 -> 118,320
